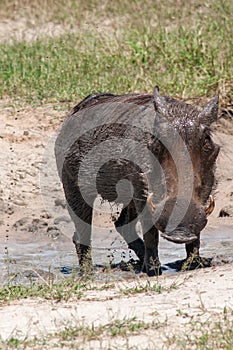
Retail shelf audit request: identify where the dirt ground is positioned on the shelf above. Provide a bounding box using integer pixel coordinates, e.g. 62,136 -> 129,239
0,94 -> 232,348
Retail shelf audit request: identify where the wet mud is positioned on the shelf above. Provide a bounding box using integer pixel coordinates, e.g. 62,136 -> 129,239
1,216 -> 232,285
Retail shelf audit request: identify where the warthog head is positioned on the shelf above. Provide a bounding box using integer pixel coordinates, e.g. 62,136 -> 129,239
147,87 -> 220,244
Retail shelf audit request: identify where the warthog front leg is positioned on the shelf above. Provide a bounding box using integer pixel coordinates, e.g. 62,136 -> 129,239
143,226 -> 161,276
185,234 -> 200,259
135,200 -> 162,276
114,200 -> 145,271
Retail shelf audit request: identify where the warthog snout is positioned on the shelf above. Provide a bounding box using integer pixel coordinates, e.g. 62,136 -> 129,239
147,195 -> 215,244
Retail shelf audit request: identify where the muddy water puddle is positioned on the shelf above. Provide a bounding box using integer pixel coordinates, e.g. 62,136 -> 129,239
1,224 -> 232,285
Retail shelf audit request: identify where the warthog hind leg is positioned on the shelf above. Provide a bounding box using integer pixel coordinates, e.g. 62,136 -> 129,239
62,166 -> 95,275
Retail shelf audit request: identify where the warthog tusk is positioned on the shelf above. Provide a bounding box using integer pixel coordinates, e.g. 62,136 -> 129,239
205,195 -> 215,216
148,193 -> 215,216
147,193 -> 156,213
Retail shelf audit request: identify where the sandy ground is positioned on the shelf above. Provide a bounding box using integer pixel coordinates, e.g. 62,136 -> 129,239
0,264 -> 232,349
0,98 -> 232,348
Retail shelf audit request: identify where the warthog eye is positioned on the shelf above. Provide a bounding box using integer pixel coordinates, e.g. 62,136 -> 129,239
203,135 -> 213,151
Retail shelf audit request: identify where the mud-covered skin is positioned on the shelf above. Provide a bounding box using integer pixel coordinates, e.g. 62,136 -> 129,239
56,87 -> 220,276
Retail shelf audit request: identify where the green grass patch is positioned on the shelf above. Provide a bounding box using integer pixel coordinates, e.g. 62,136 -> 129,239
0,275 -> 113,304
119,279 -> 177,296
0,273 -> 175,303
0,0 -> 232,106
0,278 -> 86,303
0,271 -> 117,304
168,314 -> 233,350
1,312 -> 233,349
58,317 -> 160,341
1,317 -> 164,349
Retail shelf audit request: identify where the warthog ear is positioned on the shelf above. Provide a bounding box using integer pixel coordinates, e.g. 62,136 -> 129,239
153,85 -> 175,140
198,94 -> 219,126
153,85 -> 168,115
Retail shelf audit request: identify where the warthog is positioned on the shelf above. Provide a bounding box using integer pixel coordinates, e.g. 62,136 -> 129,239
55,86 -> 220,276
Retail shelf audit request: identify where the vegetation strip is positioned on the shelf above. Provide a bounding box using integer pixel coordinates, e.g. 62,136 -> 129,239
0,274 -> 178,304
1,312 -> 232,349
0,0 -> 232,106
